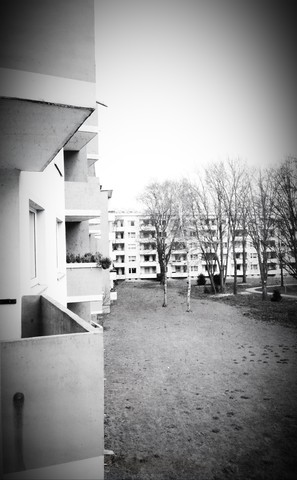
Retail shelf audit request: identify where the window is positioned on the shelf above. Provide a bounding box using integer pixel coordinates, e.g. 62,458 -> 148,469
128,232 -> 136,238
29,208 -> 37,281
129,267 -> 137,274
56,219 -> 63,272
128,244 -> 136,250
130,221 -> 135,226
191,265 -> 198,271
29,201 -> 44,284
128,256 -> 136,262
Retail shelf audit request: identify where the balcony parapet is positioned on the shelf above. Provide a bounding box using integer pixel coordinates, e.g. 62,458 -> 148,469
2,295 -> 103,479
65,179 -> 101,221
66,263 -> 103,300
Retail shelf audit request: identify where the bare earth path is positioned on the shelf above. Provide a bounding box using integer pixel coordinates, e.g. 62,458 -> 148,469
103,281 -> 297,480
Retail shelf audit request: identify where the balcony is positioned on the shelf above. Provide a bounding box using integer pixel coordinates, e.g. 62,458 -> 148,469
139,273 -> 157,279
65,178 -> 101,221
140,248 -> 157,255
0,2 -> 96,172
64,124 -> 98,152
140,261 -> 157,267
140,224 -> 155,231
66,263 -> 103,302
113,244 -> 125,251
2,294 -> 103,479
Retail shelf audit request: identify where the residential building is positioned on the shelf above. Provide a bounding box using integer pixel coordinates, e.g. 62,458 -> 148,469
111,211 -> 159,280
110,211 -> 281,282
0,2 -> 107,479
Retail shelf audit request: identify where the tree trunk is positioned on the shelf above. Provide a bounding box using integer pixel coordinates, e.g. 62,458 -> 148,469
242,235 -> 247,283
233,248 -> 238,295
162,272 -> 168,307
280,255 -> 284,287
219,224 -> 225,293
186,250 -> 191,312
262,279 -> 267,300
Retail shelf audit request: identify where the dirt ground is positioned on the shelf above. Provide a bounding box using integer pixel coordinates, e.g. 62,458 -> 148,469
103,280 -> 297,480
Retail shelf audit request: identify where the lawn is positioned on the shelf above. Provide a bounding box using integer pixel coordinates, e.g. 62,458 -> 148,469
104,280 -> 297,480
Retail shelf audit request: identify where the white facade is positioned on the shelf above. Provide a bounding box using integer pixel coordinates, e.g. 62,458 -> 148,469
111,211 -> 282,282
0,3 -> 106,479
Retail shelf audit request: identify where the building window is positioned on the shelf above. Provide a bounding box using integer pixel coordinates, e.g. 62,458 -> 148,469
130,221 -> 135,226
128,256 -> 136,262
56,219 -> 63,272
29,208 -> 37,281
128,244 -> 136,250
128,232 -> 136,238
129,268 -> 137,274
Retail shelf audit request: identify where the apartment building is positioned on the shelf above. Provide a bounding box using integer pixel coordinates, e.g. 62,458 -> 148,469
111,211 -> 159,280
0,3 -> 106,479
111,211 -> 281,281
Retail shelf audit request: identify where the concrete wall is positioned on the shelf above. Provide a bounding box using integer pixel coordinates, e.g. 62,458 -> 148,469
21,295 -> 91,338
66,265 -> 103,297
1,327 -> 103,479
98,191 -> 110,257
64,149 -> 88,182
19,151 -> 67,305
0,170 -> 22,341
0,1 -> 95,83
0,150 -> 67,341
66,222 -> 90,256
64,178 -> 101,211
67,302 -> 92,324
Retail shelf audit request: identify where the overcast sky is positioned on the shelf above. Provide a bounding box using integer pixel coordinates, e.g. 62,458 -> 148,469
95,0 -> 297,210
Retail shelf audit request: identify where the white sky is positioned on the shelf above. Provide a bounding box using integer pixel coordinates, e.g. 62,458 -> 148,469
95,1 -> 297,210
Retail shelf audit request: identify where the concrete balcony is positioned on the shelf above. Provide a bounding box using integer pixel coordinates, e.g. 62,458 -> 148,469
114,261 -> 126,268
66,263 -> 103,303
171,272 -> 188,278
114,237 -> 125,242
140,261 -> 157,267
140,225 -> 155,231
140,248 -> 157,255
171,260 -> 187,265
139,237 -> 155,242
65,178 -> 101,222
1,294 -> 103,479
0,1 -> 96,172
64,124 -> 98,152
139,273 -> 157,279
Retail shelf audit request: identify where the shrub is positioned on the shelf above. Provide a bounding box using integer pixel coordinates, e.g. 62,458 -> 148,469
197,273 -> 206,286
100,256 -> 112,270
213,274 -> 221,286
271,289 -> 282,302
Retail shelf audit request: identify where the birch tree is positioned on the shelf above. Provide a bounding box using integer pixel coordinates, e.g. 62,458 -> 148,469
218,158 -> 248,294
138,180 -> 180,307
246,168 -> 276,300
182,177 -> 219,293
205,162 -> 231,292
273,156 -> 297,279
177,180 -> 198,312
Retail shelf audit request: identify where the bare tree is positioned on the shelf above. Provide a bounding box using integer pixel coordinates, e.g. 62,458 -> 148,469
138,180 -> 180,307
182,177 -> 219,293
205,162 -> 231,292
217,158 -> 248,294
178,180 -> 199,312
246,168 -> 276,300
273,156 -> 297,279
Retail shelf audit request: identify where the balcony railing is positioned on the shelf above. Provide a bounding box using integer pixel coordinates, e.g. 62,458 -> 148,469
65,179 -> 101,221
2,294 -> 103,478
66,263 -> 103,301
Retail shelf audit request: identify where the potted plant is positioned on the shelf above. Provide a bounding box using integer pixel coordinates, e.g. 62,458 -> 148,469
100,256 -> 112,270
